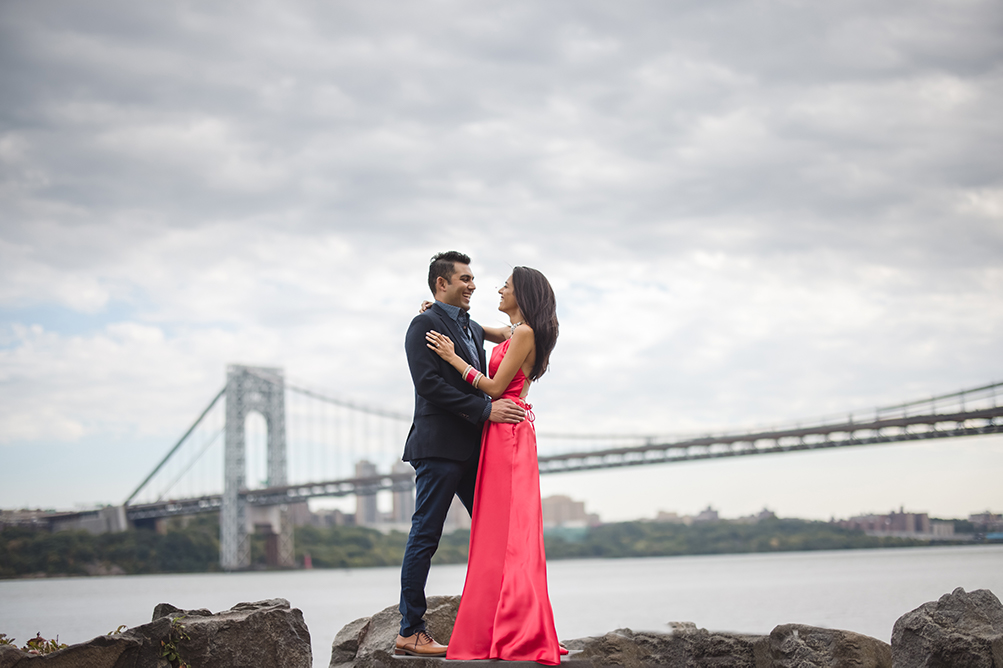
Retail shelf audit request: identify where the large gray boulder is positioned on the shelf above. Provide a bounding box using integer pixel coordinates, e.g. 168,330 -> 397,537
0,599 -> 310,668
892,587 -> 1003,668
767,624 -> 891,667
0,646 -> 25,668
151,598 -> 311,668
330,606 -> 898,668
0,633 -> 146,668
566,625 -> 768,668
330,595 -> 459,668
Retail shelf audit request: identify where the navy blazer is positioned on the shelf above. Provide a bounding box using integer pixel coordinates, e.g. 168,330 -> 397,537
402,302 -> 490,462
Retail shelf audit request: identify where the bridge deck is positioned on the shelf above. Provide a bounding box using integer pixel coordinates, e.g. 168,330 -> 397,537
125,405 -> 1002,520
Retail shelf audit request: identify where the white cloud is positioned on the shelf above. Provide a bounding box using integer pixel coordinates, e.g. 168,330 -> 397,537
0,236 -> 112,311
0,0 -> 1001,517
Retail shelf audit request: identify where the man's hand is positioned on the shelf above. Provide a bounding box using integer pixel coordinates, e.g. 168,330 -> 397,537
488,399 -> 526,423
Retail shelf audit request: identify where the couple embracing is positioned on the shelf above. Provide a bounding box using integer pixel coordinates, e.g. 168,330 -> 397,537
395,251 -> 564,665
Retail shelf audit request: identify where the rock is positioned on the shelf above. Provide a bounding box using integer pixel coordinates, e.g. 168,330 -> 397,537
150,603 -> 211,621
567,625 -> 767,668
892,587 -> 1003,668
154,598 -> 312,668
768,624 -> 891,667
330,595 -> 459,668
0,599 -> 310,668
0,633 -> 143,668
0,645 -> 26,668
119,617 -> 174,668
330,617 -> 371,668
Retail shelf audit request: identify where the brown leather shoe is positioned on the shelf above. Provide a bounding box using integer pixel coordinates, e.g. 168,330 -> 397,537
395,630 -> 447,657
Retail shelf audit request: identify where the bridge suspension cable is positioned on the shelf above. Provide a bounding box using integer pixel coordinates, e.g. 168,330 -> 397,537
242,366 -> 411,421
124,386 -> 225,506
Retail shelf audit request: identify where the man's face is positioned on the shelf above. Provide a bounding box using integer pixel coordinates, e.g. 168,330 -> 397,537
438,262 -> 476,310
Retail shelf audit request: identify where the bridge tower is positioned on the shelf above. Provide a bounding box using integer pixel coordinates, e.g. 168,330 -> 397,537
221,365 -> 293,570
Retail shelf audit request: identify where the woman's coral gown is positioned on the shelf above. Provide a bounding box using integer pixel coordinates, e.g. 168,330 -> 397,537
446,339 -> 561,665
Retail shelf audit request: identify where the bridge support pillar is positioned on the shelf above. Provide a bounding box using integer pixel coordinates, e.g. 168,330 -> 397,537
221,365 -> 293,570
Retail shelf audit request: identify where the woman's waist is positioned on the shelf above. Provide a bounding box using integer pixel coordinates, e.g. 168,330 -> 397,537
499,391 -> 530,404
501,395 -> 533,422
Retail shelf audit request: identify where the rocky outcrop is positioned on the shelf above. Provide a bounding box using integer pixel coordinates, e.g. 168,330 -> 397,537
5,586 -> 1001,668
892,587 -> 1003,668
0,632 -> 146,668
563,623 -> 894,668
328,601 -> 768,668
767,624 -> 891,667
0,647 -> 24,668
330,616 -> 373,668
330,605 -> 897,668
0,599 -> 310,668
330,595 -> 459,668
149,598 -> 311,668
568,625 -> 768,667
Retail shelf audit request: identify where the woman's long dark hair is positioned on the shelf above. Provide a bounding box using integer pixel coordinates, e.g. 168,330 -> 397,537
512,266 -> 559,381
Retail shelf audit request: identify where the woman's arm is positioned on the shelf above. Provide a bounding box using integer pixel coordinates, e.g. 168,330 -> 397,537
406,315 -> 491,424
481,325 -> 512,345
418,301 -> 511,344
425,326 -> 534,399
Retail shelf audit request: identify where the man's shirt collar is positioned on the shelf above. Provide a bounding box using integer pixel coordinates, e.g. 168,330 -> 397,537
435,300 -> 465,324
434,300 -> 478,368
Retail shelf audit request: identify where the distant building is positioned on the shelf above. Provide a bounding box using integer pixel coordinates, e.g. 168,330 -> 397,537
653,506 -> 770,525
693,506 -> 719,523
0,507 -> 128,534
654,510 -> 688,524
834,507 -> 957,540
735,508 -> 777,524
391,461 -> 416,524
0,508 -> 54,531
888,507 -> 930,534
290,505 -> 351,527
930,521 -> 955,538
969,511 -> 1003,532
541,495 -> 600,528
837,513 -> 889,533
354,460 -> 379,526
443,496 -> 471,532
288,502 -> 313,527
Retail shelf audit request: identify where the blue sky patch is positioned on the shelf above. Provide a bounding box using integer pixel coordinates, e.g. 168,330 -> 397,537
0,301 -> 139,338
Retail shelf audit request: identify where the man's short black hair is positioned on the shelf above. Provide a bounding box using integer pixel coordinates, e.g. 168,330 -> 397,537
428,251 -> 471,294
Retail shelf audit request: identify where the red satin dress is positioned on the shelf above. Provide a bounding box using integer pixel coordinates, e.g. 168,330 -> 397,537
446,339 -> 561,665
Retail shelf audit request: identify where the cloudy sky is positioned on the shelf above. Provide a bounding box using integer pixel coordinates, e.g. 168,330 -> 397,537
1,0 -> 1001,522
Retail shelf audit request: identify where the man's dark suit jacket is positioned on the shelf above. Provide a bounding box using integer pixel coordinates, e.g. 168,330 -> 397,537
403,302 -> 489,463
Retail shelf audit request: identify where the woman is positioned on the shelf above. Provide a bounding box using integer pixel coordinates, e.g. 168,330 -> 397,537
424,266 -> 563,665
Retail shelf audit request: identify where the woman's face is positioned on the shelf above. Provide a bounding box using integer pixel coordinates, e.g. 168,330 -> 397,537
498,274 -> 517,313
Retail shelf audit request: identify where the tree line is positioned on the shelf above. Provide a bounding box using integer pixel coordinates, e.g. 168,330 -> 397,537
0,515 -> 220,578
0,515 -> 938,579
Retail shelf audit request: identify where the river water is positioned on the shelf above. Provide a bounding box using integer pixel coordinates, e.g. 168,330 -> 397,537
2,545 -> 1001,667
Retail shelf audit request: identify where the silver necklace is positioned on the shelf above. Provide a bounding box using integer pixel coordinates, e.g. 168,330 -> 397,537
509,321 -> 523,334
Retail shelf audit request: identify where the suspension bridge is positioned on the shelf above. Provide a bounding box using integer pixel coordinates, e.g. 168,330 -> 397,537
118,365 -> 1003,570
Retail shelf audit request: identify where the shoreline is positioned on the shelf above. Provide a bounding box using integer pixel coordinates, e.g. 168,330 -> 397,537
3,547 -> 1002,666
2,540 -> 997,581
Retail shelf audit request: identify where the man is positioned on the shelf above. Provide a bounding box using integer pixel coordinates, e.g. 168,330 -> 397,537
396,251 -> 526,657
